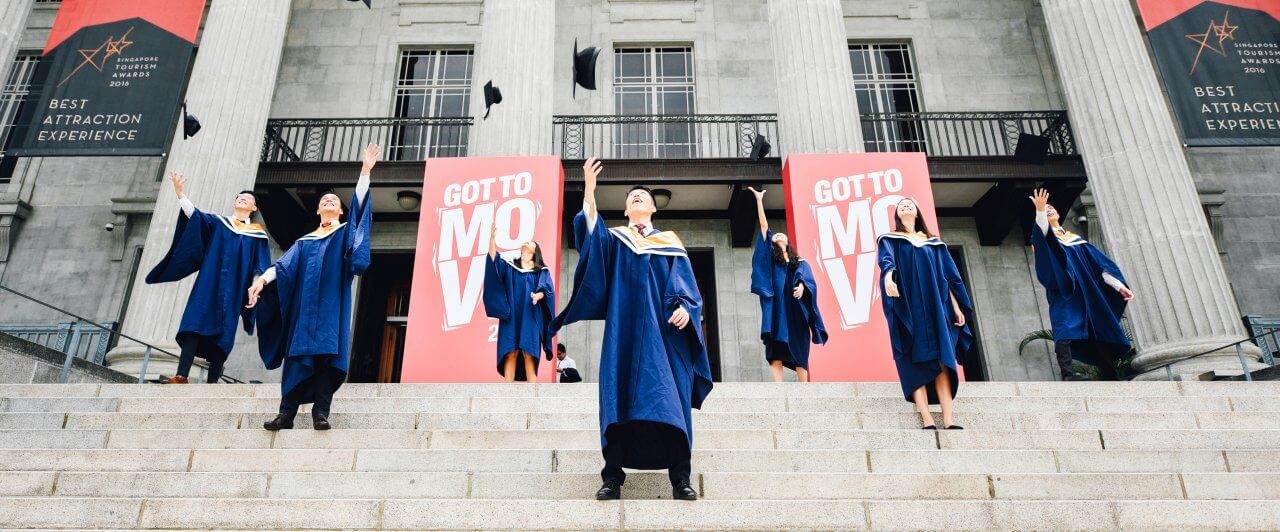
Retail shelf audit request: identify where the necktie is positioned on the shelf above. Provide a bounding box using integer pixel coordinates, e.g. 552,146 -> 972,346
634,224 -> 647,235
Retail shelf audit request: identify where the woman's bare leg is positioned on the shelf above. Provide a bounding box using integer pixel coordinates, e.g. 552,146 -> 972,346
522,353 -> 538,383
795,367 -> 810,382
502,352 -> 518,383
912,386 -> 935,427
935,369 -> 955,427
769,360 -> 785,382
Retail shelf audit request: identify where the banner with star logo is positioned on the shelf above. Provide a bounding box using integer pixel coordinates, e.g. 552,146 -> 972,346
4,0 -> 205,156
1137,0 -> 1280,146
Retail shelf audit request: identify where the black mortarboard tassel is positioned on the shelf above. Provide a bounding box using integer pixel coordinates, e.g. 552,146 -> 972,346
182,102 -> 201,139
750,133 -> 771,160
347,0 -> 372,8
572,39 -> 601,98
482,81 -> 502,119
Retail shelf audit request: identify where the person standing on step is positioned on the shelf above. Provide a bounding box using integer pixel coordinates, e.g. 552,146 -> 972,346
144,171 -> 272,384
746,186 -> 828,382
555,343 -> 582,383
1028,188 -> 1134,381
878,198 -> 973,430
483,223 -> 556,382
553,157 -> 714,502
246,144 -> 379,431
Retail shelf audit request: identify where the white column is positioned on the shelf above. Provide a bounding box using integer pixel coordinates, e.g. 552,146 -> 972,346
0,0 -> 33,96
108,1 -> 292,378
468,0 -> 554,156
1041,0 -> 1263,379
766,0 -> 864,155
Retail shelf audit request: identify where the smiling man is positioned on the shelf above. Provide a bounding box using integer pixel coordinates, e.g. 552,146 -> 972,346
553,157 -> 714,501
246,144 -> 379,431
144,171 -> 272,384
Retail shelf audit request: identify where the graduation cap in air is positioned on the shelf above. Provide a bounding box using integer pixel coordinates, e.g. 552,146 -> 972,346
482,80 -> 502,119
750,133 -> 771,160
572,39 -> 601,98
181,102 -> 201,139
347,0 -> 371,8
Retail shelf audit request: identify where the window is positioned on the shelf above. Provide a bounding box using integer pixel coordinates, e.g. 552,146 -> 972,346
391,48 -> 473,160
0,53 -> 39,181
849,43 -> 924,152
613,46 -> 695,158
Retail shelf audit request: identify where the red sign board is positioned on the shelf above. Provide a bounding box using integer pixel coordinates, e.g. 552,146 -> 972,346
782,152 -> 940,381
400,156 -> 564,382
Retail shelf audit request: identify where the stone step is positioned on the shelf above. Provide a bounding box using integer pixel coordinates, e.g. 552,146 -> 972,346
28,410 -> 1280,431
17,471 -> 1279,500
5,380 -> 1280,400
2,497 -> 1280,529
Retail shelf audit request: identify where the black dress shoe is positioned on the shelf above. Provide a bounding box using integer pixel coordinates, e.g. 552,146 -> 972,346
595,481 -> 622,500
263,414 -> 294,431
944,425 -> 964,430
672,482 -> 698,501
312,414 -> 331,431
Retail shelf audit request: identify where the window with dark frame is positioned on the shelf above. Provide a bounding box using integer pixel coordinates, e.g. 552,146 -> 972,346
390,48 -> 473,160
0,52 -> 39,182
613,46 -> 695,158
849,42 -> 925,152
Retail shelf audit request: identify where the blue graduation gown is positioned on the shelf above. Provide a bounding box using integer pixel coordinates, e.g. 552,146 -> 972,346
750,230 -> 828,370
877,233 -> 974,404
483,253 -> 556,379
256,190 -> 371,402
1030,225 -> 1130,365
553,212 -> 714,470
145,208 -> 271,362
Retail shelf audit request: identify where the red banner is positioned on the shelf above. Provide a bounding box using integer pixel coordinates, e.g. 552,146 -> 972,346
782,153 -> 940,381
400,156 -> 564,383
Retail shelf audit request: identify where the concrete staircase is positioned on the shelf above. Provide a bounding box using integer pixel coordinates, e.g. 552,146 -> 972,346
2,381 -> 1280,530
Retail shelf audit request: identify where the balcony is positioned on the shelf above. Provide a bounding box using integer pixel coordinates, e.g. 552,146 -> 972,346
552,114 -> 780,160
261,117 -> 472,164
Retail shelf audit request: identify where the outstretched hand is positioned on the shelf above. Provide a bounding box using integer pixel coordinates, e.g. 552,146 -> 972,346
747,186 -> 765,201
668,306 -> 691,329
245,279 -> 265,309
361,144 -> 382,173
1030,188 -> 1050,212
168,171 -> 186,198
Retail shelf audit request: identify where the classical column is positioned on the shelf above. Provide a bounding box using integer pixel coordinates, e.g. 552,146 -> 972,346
468,0 -> 554,156
766,0 -> 864,155
1041,0 -> 1262,379
0,0 -> 33,87
108,1 -> 292,378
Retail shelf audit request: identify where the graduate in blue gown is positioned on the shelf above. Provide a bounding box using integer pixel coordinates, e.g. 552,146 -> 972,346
1028,188 -> 1134,380
145,171 -> 271,384
877,198 -> 973,430
553,157 -> 713,502
247,144 -> 379,431
483,223 -> 556,382
745,186 -> 827,382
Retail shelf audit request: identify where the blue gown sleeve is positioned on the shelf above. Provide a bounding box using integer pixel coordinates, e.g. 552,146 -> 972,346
941,245 -> 976,353
255,244 -> 299,371
144,209 -> 219,284
536,269 -> 557,360
552,211 -> 615,331
1029,224 -> 1075,293
796,261 -> 829,345
1086,243 -> 1129,316
346,190 -> 373,276
750,230 -> 774,297
240,238 -> 273,335
482,256 -> 513,320
877,236 -> 912,334
664,254 -> 714,409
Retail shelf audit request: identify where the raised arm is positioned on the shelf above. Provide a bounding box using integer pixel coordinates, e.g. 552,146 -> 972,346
1030,188 -> 1050,235
747,186 -> 767,237
582,157 -> 602,232
488,223 -> 498,259
169,171 -> 195,217
357,143 -> 379,202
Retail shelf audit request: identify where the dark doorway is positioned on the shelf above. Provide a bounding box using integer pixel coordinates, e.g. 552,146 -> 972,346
948,246 -> 987,381
687,248 -> 722,382
350,252 -> 415,383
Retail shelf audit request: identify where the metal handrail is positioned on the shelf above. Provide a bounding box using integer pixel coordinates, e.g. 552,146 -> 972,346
0,284 -> 243,384
553,113 -> 779,160
1148,326 -> 1280,381
860,110 -> 1077,157
261,116 -> 473,163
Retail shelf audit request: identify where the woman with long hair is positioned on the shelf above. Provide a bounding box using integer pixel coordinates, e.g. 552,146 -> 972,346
877,198 -> 973,429
484,224 -> 556,382
747,186 -> 828,382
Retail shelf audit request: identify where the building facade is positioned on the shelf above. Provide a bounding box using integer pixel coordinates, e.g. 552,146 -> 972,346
0,0 -> 1274,384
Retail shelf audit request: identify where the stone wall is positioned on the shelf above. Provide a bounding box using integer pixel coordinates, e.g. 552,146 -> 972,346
0,333 -> 134,384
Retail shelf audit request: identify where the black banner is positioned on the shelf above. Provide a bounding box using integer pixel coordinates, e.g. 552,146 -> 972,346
6,0 -> 205,157
1139,0 -> 1280,146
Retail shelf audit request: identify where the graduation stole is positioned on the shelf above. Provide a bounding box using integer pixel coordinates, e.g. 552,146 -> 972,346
1051,227 -> 1088,247
498,251 -> 549,273
297,221 -> 346,241
216,215 -> 269,239
608,225 -> 688,257
881,232 -> 945,247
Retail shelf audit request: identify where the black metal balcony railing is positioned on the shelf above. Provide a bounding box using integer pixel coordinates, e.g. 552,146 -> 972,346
861,111 -> 1076,157
261,117 -> 472,163
259,111 -> 1075,163
554,114 -> 779,160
